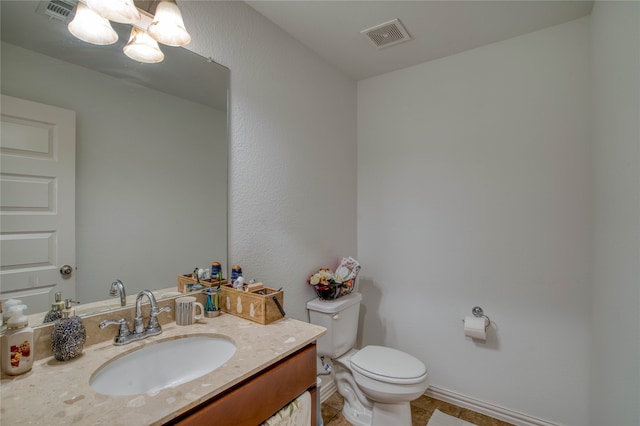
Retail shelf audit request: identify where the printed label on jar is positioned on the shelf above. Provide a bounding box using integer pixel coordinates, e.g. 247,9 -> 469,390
10,341 -> 31,368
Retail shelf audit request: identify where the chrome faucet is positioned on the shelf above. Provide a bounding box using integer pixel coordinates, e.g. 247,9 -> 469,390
134,289 -> 169,336
109,279 -> 127,306
100,289 -> 171,345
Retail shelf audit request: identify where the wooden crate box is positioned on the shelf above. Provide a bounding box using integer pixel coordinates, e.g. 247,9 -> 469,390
219,285 -> 285,325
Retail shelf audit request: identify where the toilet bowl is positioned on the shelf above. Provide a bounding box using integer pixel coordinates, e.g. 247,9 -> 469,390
334,347 -> 429,426
307,293 -> 429,426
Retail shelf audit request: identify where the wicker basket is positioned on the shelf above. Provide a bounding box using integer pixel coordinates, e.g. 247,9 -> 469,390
313,286 -> 340,300
313,279 -> 355,301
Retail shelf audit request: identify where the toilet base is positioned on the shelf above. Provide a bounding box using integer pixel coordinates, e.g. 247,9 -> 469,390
342,400 -> 412,426
336,362 -> 373,426
334,352 -> 415,426
371,401 -> 412,426
342,400 -> 373,426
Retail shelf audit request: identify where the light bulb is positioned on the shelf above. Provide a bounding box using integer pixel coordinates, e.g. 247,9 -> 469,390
147,0 -> 191,47
68,2 -> 118,46
123,27 -> 165,63
87,0 -> 141,24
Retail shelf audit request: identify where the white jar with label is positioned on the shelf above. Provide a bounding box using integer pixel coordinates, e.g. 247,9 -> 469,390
1,305 -> 34,375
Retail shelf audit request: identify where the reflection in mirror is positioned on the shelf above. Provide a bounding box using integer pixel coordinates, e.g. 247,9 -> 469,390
0,1 -> 228,326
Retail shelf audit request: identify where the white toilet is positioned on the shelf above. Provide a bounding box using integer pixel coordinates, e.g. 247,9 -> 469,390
307,292 -> 429,426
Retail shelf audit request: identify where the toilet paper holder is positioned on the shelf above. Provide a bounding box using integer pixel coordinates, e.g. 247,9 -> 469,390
462,306 -> 491,330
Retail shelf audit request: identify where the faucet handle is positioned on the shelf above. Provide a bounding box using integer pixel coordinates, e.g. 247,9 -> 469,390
152,305 -> 171,316
99,318 -> 128,332
99,318 -> 131,345
147,306 -> 171,333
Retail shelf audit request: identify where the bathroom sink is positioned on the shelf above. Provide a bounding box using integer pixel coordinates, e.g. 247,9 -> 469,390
89,335 -> 236,395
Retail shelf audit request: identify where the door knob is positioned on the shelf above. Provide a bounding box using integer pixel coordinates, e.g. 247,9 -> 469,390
60,265 -> 73,277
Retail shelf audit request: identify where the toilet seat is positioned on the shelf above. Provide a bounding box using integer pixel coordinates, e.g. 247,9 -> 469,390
350,345 -> 427,385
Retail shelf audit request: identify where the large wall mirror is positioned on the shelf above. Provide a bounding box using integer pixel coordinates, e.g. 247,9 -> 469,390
0,1 -> 228,322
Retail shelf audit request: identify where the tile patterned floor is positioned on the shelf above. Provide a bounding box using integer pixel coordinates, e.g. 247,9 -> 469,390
321,393 -> 514,426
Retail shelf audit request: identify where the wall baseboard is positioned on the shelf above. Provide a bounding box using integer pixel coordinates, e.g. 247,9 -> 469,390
317,376 -> 559,426
426,386 -> 559,426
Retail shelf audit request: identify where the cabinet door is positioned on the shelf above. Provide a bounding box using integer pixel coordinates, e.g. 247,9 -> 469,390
170,344 -> 317,426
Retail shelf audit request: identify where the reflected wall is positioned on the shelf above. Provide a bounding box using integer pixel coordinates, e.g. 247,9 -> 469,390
2,41 -> 227,307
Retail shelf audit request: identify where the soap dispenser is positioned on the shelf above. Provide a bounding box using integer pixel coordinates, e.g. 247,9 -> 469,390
1,304 -> 34,375
43,292 -> 65,323
51,299 -> 86,361
2,299 -> 22,325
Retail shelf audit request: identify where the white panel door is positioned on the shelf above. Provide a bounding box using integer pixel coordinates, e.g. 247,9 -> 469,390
1,95 -> 76,313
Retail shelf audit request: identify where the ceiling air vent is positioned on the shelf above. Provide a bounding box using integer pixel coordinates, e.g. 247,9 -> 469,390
36,0 -> 76,22
361,18 -> 411,49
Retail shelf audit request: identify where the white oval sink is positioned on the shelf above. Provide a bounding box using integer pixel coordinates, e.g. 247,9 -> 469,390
90,335 -> 236,395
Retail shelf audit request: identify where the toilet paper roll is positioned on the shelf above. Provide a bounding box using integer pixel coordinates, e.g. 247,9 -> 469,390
464,315 -> 487,341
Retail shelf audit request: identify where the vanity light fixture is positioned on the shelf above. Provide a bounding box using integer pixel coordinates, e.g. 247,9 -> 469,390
67,0 -> 191,63
123,27 -> 165,63
67,2 -> 118,45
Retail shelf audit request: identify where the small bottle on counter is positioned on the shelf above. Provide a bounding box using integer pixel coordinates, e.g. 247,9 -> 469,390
43,292 -> 65,323
211,262 -> 222,281
51,299 -> 86,361
231,265 -> 243,283
1,304 -> 34,376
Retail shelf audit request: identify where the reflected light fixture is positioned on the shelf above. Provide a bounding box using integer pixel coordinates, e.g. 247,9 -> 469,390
124,27 -> 165,63
67,2 -> 118,45
67,0 -> 192,63
87,0 -> 140,24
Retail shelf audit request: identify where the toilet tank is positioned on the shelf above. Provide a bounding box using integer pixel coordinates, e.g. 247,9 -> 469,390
307,292 -> 362,358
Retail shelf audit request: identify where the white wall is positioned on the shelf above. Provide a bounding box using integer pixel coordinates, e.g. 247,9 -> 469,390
590,2 -> 640,425
182,2 -> 640,424
2,0 -> 635,422
1,42 -> 227,303
180,1 -> 357,321
358,18 -> 591,425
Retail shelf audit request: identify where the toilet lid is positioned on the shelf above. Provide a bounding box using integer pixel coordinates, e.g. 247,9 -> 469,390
350,345 -> 427,384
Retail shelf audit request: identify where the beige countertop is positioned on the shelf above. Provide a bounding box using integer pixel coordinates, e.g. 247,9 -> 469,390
1,314 -> 326,425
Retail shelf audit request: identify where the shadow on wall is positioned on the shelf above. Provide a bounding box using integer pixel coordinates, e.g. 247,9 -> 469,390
357,278 -> 385,349
359,276 -> 502,351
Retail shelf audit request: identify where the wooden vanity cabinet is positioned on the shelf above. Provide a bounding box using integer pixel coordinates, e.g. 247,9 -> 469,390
167,343 -> 318,426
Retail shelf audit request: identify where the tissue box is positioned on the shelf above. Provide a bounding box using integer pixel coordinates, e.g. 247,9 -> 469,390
177,274 -> 227,293
219,285 -> 284,325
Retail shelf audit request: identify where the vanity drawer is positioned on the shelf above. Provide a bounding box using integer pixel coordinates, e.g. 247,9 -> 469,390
168,343 -> 317,426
